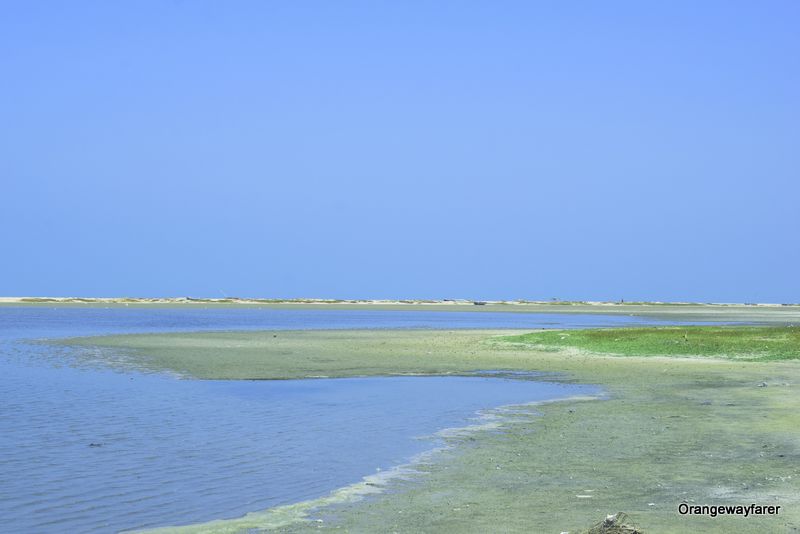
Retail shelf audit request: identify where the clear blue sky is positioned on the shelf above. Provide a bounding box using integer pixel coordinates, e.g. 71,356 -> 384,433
2,1 -> 798,302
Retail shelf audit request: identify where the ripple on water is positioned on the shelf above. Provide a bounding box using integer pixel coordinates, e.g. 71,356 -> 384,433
0,307 -> 612,533
0,356 -> 598,533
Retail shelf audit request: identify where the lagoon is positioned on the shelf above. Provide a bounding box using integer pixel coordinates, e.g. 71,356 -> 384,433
0,307 -> 689,532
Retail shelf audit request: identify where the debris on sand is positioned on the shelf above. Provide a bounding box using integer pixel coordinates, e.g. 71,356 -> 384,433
586,512 -> 643,534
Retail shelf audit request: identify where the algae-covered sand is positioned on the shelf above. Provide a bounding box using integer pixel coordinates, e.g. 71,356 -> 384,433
64,327 -> 800,533
503,325 -> 800,361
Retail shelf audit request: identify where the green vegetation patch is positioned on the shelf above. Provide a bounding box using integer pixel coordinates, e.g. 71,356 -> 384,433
498,326 -> 800,361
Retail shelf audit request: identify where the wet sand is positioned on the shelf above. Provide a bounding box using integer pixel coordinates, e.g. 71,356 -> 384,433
66,322 -> 800,533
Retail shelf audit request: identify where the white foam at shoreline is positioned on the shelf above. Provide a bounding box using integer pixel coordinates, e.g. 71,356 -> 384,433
136,394 -> 602,534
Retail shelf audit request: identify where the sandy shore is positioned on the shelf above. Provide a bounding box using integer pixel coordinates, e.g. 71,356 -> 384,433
62,324 -> 800,533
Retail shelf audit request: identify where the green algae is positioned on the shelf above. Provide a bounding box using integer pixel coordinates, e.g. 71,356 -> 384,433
500,326 -> 800,361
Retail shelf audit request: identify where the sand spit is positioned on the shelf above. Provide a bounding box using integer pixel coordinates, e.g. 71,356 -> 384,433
6,297 -> 800,325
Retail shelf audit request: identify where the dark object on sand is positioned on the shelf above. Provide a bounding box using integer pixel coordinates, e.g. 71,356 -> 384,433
586,512 -> 643,534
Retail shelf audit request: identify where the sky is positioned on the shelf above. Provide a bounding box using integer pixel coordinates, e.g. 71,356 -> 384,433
2,1 -> 798,302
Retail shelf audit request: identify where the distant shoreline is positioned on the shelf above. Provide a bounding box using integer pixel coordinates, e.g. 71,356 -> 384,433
4,297 -> 799,323
1,296 -> 797,307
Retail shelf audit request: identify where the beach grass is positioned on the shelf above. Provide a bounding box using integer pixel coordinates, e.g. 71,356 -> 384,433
61,327 -> 800,533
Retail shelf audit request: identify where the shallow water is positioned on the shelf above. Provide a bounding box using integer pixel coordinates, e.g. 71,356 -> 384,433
0,307 -> 677,533
0,306 -> 699,339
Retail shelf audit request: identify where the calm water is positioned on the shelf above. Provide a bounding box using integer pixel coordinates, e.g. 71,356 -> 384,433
0,307 -> 678,533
